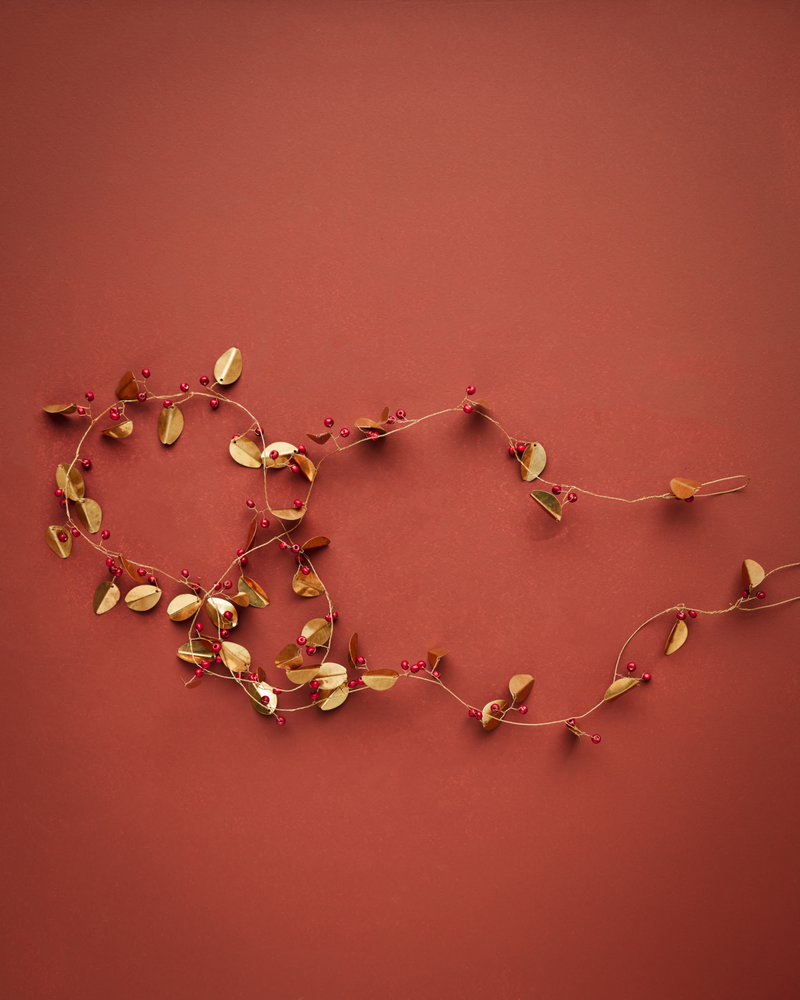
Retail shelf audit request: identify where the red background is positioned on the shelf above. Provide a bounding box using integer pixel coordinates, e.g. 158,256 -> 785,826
2,2 -> 799,998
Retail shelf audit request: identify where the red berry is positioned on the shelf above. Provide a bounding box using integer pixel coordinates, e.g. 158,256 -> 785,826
356,656 -> 366,666
71,527 -> 80,537
194,622 -> 203,632
209,398 -> 219,410
59,498 -> 66,508
181,569 -> 189,578
301,566 -> 311,575
85,391 -> 94,402
348,680 -> 357,689
642,673 -> 652,682
211,643 -> 221,653
297,445 -> 307,455
114,567 -> 123,577
677,611 -> 686,620
567,492 -> 578,503
223,610 -> 233,620
290,464 -> 300,474
401,660 -> 409,670
199,375 -> 210,386
58,532 -> 67,542
324,417 -> 334,428
432,669 -> 440,678
518,705 -> 528,715
106,557 -> 114,567
626,661 -> 637,672
332,611 -> 338,621
688,609 -> 697,618
276,716 -> 286,726
269,450 -> 279,460
297,636 -> 307,646
340,428 -> 350,438
566,718 -> 576,727
552,485 -> 561,494
396,408 -> 406,420
591,734 -> 601,744
137,392 -> 147,402
466,385 -> 476,395
223,580 -> 232,589
141,368 -> 151,379
306,645 -> 316,655
148,575 -> 157,584
508,446 -> 515,456
101,529 -> 110,540
77,406 -> 86,415
220,630 -> 229,639
463,403 -> 473,413
490,703 -> 499,713
54,488 -> 64,497
386,416 -> 395,425
410,664 -> 419,673
180,383 -> 189,393
325,613 -> 332,623
757,591 -> 766,600
195,667 -> 204,677
109,408 -> 120,420
260,518 -> 269,528
516,443 -> 526,454
684,496 -> 694,503
293,499 -> 303,509
81,459 -> 92,470
742,590 -> 749,599
248,673 -> 257,682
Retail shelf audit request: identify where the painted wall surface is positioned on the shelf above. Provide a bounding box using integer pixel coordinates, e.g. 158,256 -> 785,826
2,2 -> 799,998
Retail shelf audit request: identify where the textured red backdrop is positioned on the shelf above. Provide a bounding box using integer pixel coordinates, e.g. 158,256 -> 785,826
3,2 -> 799,998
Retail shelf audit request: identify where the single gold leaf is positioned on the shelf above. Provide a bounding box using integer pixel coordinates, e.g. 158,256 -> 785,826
362,669 -> 399,691
125,585 -> 162,612
530,490 -> 562,521
348,632 -> 359,668
75,497 -> 102,534
670,477 -> 702,499
315,661 -> 348,691
355,418 -> 386,437
318,684 -> 349,711
306,431 -> 331,444
185,673 -> 203,689
45,525 -> 72,559
273,506 -> 306,523
474,398 -> 491,412
102,420 -> 133,439
120,555 -> 141,582
239,576 -> 269,608
249,680 -> 277,715
275,643 -> 302,670
244,516 -> 258,551
509,674 -> 534,702
158,405 -> 184,446
229,436 -> 262,468
378,406 -> 390,423
481,699 -> 509,731
214,347 -> 243,385
520,442 -> 546,482
665,619 -> 689,655
302,535 -> 330,549
742,559 -> 766,591
301,618 -> 331,645
294,453 -> 316,482
43,403 -> 77,415
206,597 -> 238,629
285,665 -> 322,684
177,639 -> 214,664
115,371 -> 139,400
167,593 -> 203,621
604,677 -> 641,702
55,463 -> 85,500
229,590 -> 250,608
428,648 -> 448,668
93,580 -> 120,615
220,641 -> 251,673
292,566 -> 324,597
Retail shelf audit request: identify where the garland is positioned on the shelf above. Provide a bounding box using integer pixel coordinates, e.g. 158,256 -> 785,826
43,348 -> 798,740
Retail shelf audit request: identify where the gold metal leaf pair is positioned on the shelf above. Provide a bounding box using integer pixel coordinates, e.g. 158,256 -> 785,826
158,405 -> 184,446
604,677 -> 640,702
509,674 -> 534,702
481,699 -> 509,731
93,580 -> 120,615
302,618 -> 331,646
230,436 -> 262,467
670,477 -> 702,499
125,585 -> 162,612
275,643 -> 302,670
206,597 -> 238,628
167,593 -> 203,621
428,648 -> 448,668
214,348 -> 242,386
115,371 -> 139,400
292,566 -> 324,597
43,403 -> 77,415
239,576 -> 269,608
520,442 -> 546,482
75,497 -> 102,534
530,490 -> 562,521
362,669 -> 399,691
102,420 -> 133,439
177,639 -> 214,664
318,684 -> 349,711
220,641 -> 250,673
45,525 -> 72,558
742,559 -> 765,591
55,463 -> 85,500
286,664 -> 321,685
249,680 -> 277,715
315,662 -> 347,691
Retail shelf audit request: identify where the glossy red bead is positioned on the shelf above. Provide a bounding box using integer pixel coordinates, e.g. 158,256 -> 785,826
324,417 -> 334,428
591,734 -> 601,744
463,403 -> 473,413
180,382 -> 189,393
567,492 -> 578,503
356,656 -> 366,666
58,532 -> 67,542
209,398 -> 219,410
223,580 -> 232,589
101,529 -> 110,540
396,408 -> 406,420
291,544 -> 301,553
757,591 -> 766,600
410,664 -> 419,673
294,555 -> 303,564
211,643 -> 221,652
357,677 -> 365,686
306,646 -> 316,655
260,518 -> 269,528
55,488 -> 64,497
386,416 -> 395,425
516,443 -> 526,454
626,661 -> 637,672
247,673 -> 257,682
290,464 -> 300,474
688,609 -> 697,618
297,445 -> 307,455
236,548 -> 245,557
212,581 -> 221,591
109,408 -> 120,420
432,670 -> 440,678
475,712 -> 482,722
293,499 -> 303,509
59,498 -> 67,508
741,589 -> 749,599
71,527 -> 80,537
508,446 -> 515,456
466,385 -> 476,395
490,703 -> 499,713
684,496 -> 694,503
137,392 -> 147,402
105,557 -> 114,566
518,704 -> 528,715
348,680 -> 357,689
642,672 -> 652,682
220,630 -> 229,639
223,611 -> 233,621
148,575 -> 157,584
180,568 -> 189,578
297,636 -> 307,646
332,611 -> 338,621
301,566 -> 311,575
163,400 -> 173,409
269,450 -> 279,460
325,613 -> 332,623
340,428 -> 350,438
114,567 -> 123,577
194,622 -> 203,632
401,660 -> 409,670
276,716 -> 286,726
141,368 -> 151,379
245,498 -> 255,508
81,459 -> 92,470
85,391 -> 94,402
199,375 -> 210,386
552,485 -> 561,494
677,611 -> 686,620
77,406 -> 86,415
195,667 -> 204,677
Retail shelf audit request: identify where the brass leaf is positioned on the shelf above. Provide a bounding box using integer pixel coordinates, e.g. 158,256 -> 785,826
115,371 -> 139,400
75,497 -> 102,534
604,677 -> 641,702
294,453 -> 316,482
301,535 -> 330,549
355,418 -> 386,437
301,618 -> 331,645
239,576 -> 269,609
230,436 -> 262,468
307,432 -> 331,444
670,477 -> 702,499
348,632 -> 359,667
275,643 -> 302,670
158,405 -> 184,446
220,641 -> 251,673
55,463 -> 85,500
378,406 -> 390,423
273,506 -> 306,523
249,680 -> 277,715
742,559 -> 766,591
509,673 -> 534,702
530,490 -> 562,521
481,699 -> 508,731
665,619 -> 689,655
206,597 -> 238,628
318,684 -> 349,711
45,525 -> 72,559
362,669 -> 399,691
428,648 -> 448,668
120,555 -> 141,582
43,404 -> 77,415
214,347 -> 243,386
285,665 -> 322,685
520,442 -> 546,482
315,661 -> 347,691
292,566 -> 324,597
185,673 -> 203,689
228,590 -> 250,608
177,640 -> 214,664
102,419 -> 133,439
167,593 -> 203,621
125,585 -> 162,612
262,441 -> 297,467
244,516 -> 258,551
93,580 -> 121,615
474,398 -> 491,412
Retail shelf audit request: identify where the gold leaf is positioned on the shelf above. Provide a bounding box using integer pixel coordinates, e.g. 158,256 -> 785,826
378,406 -> 390,423
102,419 -> 133,439
115,371 -> 139,400
262,441 -> 297,468
428,648 -> 448,668
474,398 -> 491,412
220,641 -> 251,673
348,632 -> 359,668
273,506 -> 306,523
206,597 -> 238,629
125,585 -> 162,612
362,669 -> 399,691
302,535 -> 330,549
315,661 -> 347,691
307,432 -> 331,444
481,699 -> 508,731
509,674 -> 534,702
167,593 -> 203,621
530,490 -> 562,521
670,477 -> 702,499
93,580 -> 120,615
120,555 -> 141,582
75,497 -> 102,534
520,442 -> 546,482
285,665 -> 322,685
45,525 -> 72,558
177,639 -> 214,664
275,643 -> 302,670
318,684 -> 349,711
229,436 -> 262,468
185,673 -> 203,689
229,590 -> 250,608
55,463 -> 85,500
742,559 -> 766,591
294,453 -> 316,482
292,566 -> 324,597
604,677 -> 641,702
301,618 -> 331,645
249,681 -> 277,715
158,405 -> 184,446
355,418 -> 386,437
239,576 -> 269,609
665,619 -> 689,655
43,403 -> 77,415
244,516 -> 258,551
214,347 -> 243,386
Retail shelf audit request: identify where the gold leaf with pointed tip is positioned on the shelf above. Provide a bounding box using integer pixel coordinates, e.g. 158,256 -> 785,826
177,639 -> 214,664
670,477 -> 702,499
530,490 -> 562,521
474,398 -> 491,412
742,559 -> 765,591
348,632 -> 359,667
604,677 -> 641,702
302,535 -> 330,549
206,597 -> 238,629
220,641 -> 251,673
239,576 -> 269,608
428,648 -> 448,668
520,442 -> 546,482
273,506 -> 306,523
167,593 -> 203,621
228,436 -> 262,467
301,618 -> 331,645
249,680 -> 277,715
125,585 -> 162,612
318,684 -> 349,711
378,406 -> 390,424
158,405 -> 184,446
120,555 -> 141,582
93,580 -> 121,615
45,525 -> 72,558
115,371 -> 139,400
509,674 -> 534,702
292,566 -> 324,597
315,661 -> 348,691
665,619 -> 689,655
286,665 -> 322,685
43,403 -> 77,415
229,590 -> 250,608
294,453 -> 316,482
214,347 -> 242,385
275,643 -> 302,670
362,669 -> 399,691
481,699 -> 509,731
244,516 -> 258,551
55,463 -> 85,500
307,431 -> 331,444
102,419 -> 133,439
75,497 -> 102,534
355,418 -> 386,437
